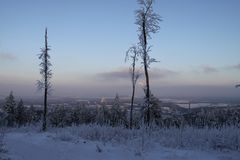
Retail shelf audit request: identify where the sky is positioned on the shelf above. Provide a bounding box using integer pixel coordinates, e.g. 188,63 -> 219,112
0,0 -> 240,99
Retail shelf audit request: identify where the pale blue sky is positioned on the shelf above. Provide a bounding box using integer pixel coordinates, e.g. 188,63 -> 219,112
0,0 -> 240,98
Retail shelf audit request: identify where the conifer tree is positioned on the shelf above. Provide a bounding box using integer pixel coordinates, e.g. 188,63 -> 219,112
15,99 -> 26,127
3,91 -> 16,127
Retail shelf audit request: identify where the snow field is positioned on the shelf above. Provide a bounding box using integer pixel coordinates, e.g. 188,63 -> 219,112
3,125 -> 240,160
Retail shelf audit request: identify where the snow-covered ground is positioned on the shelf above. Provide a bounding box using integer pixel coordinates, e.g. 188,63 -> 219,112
2,126 -> 240,160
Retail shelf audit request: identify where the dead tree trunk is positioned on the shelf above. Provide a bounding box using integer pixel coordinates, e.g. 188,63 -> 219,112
38,28 -> 52,131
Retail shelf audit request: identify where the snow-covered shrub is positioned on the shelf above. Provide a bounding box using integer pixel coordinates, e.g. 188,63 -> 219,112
51,124 -> 139,145
151,126 -> 240,151
0,132 -> 4,152
50,124 -> 240,152
0,129 -> 8,160
54,131 -> 76,142
96,103 -> 128,127
141,93 -> 162,126
0,111 -> 8,127
182,107 -> 240,128
70,105 -> 97,126
25,105 -> 40,125
49,105 -> 67,127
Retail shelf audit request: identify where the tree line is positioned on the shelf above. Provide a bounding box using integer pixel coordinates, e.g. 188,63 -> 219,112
1,91 -> 239,129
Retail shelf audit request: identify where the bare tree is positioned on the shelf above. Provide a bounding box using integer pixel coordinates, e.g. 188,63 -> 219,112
125,45 -> 140,129
135,0 -> 161,125
37,28 -> 52,131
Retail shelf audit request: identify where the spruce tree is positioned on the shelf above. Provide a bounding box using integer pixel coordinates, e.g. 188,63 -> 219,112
15,99 -> 26,127
4,91 -> 16,127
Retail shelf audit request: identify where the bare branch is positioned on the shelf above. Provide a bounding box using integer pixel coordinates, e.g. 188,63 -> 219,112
36,80 -> 44,91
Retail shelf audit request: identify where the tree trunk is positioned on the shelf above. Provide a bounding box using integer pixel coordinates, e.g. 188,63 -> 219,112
130,83 -> 135,129
142,16 -> 150,126
144,61 -> 150,126
42,28 -> 48,131
42,87 -> 47,131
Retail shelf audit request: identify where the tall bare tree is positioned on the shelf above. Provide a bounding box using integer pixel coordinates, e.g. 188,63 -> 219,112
37,28 -> 52,131
125,45 -> 140,129
135,0 -> 161,125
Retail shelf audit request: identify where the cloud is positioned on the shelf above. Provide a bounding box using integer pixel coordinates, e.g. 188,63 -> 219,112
0,53 -> 16,61
193,63 -> 240,74
149,68 -> 179,79
201,66 -> 218,74
97,67 -> 179,80
227,63 -> 240,70
97,68 -> 130,80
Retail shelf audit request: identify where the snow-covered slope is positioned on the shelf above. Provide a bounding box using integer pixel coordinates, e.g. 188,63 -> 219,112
4,131 -> 240,160
5,132 -> 135,160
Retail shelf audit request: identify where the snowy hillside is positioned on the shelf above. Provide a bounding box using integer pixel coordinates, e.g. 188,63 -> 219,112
1,125 -> 240,160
